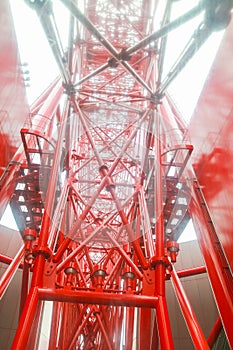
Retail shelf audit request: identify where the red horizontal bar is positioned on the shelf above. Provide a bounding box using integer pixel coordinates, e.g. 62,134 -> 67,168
176,266 -> 206,278
38,288 -> 158,308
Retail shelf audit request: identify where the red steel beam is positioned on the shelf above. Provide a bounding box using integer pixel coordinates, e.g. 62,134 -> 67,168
176,266 -> 206,279
38,288 -> 158,308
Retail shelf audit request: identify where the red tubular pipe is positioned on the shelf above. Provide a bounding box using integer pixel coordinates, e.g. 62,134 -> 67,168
153,109 -> 166,295
38,288 -> 158,308
61,303 -> 68,350
125,307 -> 134,350
67,306 -> 88,350
96,312 -> 113,350
207,317 -> 223,348
37,91 -> 66,250
109,188 -> 148,270
101,306 -> 113,342
176,266 -> 206,278
83,321 -> 99,349
54,105 -> 150,266
72,99 -> 149,269
170,267 -> 210,350
140,308 -> 152,350
0,245 -> 24,300
68,306 -> 94,350
151,313 -> 159,350
19,262 -> 30,318
11,287 -> 39,350
115,307 -> 124,349
56,210 -> 117,271
0,253 -> 23,268
25,300 -> 43,350
104,230 -> 144,280
30,77 -> 61,114
53,176 -> 111,263
48,302 -> 60,350
156,296 -> 175,349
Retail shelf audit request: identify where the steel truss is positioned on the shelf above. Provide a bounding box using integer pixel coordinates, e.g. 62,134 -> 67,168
0,0 -> 233,349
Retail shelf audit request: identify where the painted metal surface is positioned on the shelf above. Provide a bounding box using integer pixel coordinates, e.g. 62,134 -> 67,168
189,18 -> 233,275
189,181 -> 233,347
0,0 -> 28,178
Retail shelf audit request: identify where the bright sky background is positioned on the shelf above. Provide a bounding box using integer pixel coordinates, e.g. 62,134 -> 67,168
0,1 -> 225,243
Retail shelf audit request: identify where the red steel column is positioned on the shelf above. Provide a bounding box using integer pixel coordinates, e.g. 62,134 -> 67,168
19,261 -> 30,318
156,296 -> 174,350
153,108 -> 174,350
125,307 -> 134,350
38,288 -> 158,308
151,313 -> 159,350
11,287 -> 39,350
139,308 -> 152,349
48,302 -> 61,350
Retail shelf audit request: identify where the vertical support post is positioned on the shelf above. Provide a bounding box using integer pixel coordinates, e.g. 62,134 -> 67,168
154,107 -> 165,295
19,261 -> 30,318
151,312 -> 159,350
26,301 -> 44,350
156,296 -> 175,350
139,308 -> 151,349
152,108 -> 174,349
11,287 -> 39,350
115,307 -> 124,350
61,302 -> 68,350
48,302 -> 60,350
95,311 -> 113,350
125,307 -> 134,350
